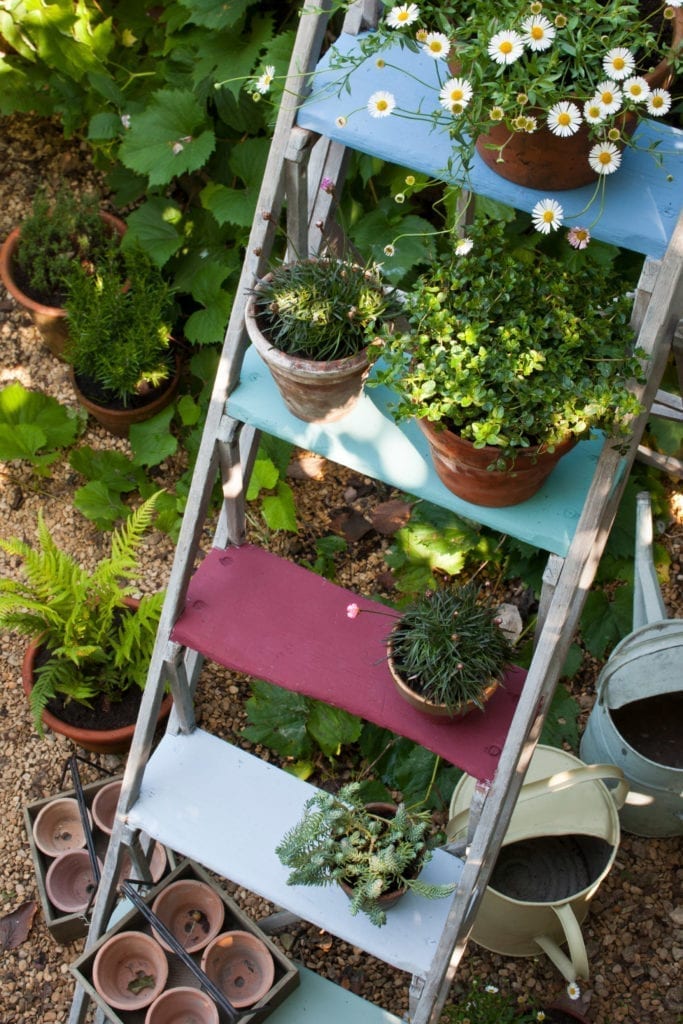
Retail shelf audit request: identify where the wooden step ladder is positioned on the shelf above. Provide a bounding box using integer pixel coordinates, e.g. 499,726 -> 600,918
69,3 -> 683,1022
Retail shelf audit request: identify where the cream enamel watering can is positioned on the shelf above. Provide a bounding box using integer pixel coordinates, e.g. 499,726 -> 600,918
447,745 -> 628,982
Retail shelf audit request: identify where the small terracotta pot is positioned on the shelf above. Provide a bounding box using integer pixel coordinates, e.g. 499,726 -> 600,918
118,841 -> 168,888
144,986 -> 219,1024
151,879 -> 224,954
543,1003 -> 592,1024
0,212 -> 127,358
200,930 -> 275,1009
45,849 -> 102,914
70,351 -> 182,438
91,780 -> 122,835
419,419 -> 576,508
388,645 -> 500,719
245,270 -> 370,424
33,797 -> 91,857
92,930 -> 168,1012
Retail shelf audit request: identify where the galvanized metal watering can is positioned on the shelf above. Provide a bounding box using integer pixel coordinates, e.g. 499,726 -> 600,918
447,745 -> 628,982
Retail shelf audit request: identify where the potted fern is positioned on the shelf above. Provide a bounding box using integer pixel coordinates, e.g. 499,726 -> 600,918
0,492 -> 170,753
387,584 -> 512,718
275,781 -> 455,926
244,256 -> 399,423
63,245 -> 180,437
0,186 -> 126,358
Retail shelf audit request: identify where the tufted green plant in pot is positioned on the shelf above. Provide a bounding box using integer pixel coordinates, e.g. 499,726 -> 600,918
63,245 -> 180,436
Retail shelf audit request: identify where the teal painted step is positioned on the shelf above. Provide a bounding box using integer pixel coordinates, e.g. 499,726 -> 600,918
296,30 -> 682,257
266,965 -> 405,1023
228,344 -> 614,558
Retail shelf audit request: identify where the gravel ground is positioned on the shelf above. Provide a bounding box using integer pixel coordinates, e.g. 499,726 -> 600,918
0,113 -> 682,1024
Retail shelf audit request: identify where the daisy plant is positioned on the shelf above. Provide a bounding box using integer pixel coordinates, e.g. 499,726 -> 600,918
328,0 -> 683,243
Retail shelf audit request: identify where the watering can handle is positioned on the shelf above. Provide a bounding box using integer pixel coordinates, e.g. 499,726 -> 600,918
534,903 -> 589,982
446,764 -> 628,841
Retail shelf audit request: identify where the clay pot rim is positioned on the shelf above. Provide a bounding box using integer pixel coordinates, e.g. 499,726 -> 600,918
200,929 -> 275,1009
144,985 -> 220,1024
387,639 -> 501,719
45,849 -> 103,913
151,878 -> 225,953
32,797 -> 91,856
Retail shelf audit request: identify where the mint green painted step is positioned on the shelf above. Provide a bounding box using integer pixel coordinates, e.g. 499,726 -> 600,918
228,345 -> 614,557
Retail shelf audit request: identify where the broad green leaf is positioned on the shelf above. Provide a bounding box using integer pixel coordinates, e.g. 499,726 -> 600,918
540,683 -> 581,752
87,111 -> 123,141
247,456 -> 280,500
177,395 -> 201,427
243,681 -> 313,759
261,481 -> 297,532
308,703 -> 362,758
581,586 -> 633,658
177,0 -> 251,31
200,183 -> 255,228
73,481 -> 129,530
183,297 -> 232,346
130,406 -> 178,467
0,383 -> 83,452
69,446 -> 145,493
122,198 -> 184,266
119,89 -> 216,187
0,423 -> 48,462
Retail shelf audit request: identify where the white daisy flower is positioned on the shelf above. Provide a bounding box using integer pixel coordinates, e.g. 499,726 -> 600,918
594,81 -> 623,115
367,90 -> 396,117
521,15 -> 555,51
386,3 -> 420,28
602,47 -> 635,80
488,30 -> 524,65
547,100 -> 582,137
254,65 -> 276,95
567,982 -> 581,1001
384,244 -> 395,256
335,115 -> 347,128
531,198 -> 564,233
588,141 -> 622,175
422,31 -> 450,59
439,77 -> 473,113
622,76 -> 651,103
647,88 -> 672,116
583,99 -> 605,124
454,236 -> 474,256
567,226 -> 591,249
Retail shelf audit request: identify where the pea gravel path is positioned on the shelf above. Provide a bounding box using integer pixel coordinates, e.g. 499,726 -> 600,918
0,113 -> 681,1024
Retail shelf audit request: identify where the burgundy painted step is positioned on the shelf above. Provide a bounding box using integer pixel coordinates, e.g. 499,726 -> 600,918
171,545 -> 526,781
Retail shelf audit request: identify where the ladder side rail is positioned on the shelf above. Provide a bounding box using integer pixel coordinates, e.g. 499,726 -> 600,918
342,0 -> 382,34
413,211 -> 683,1024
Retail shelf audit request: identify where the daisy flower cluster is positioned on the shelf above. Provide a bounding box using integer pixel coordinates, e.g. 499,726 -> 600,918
331,0 -> 682,242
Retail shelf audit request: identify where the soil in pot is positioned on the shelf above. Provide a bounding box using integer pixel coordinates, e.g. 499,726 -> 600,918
200,930 -> 275,1009
388,645 -> 500,720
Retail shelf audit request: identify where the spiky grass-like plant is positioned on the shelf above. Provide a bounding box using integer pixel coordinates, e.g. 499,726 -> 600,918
275,782 -> 455,926
389,584 -> 511,713
251,258 -> 399,361
0,492 -> 164,734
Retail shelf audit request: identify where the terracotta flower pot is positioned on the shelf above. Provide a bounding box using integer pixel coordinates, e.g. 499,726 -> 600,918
45,849 -> 102,914
388,645 -> 500,720
91,780 -> 123,835
475,10 -> 683,191
418,419 -> 577,508
32,797 -> 91,857
200,930 -> 275,1009
118,841 -> 168,888
144,986 -> 219,1024
92,930 -> 168,1012
245,275 -> 370,424
70,351 -> 182,438
151,878 -> 224,954
21,597 -> 173,755
0,211 -> 127,358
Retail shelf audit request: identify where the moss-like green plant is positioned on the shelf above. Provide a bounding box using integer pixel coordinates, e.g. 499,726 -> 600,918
14,187 -> 114,307
0,492 -> 164,735
389,584 -> 512,712
251,258 -> 399,361
275,781 -> 455,926
64,246 -> 176,405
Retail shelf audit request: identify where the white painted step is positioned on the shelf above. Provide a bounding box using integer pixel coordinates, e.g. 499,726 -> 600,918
126,729 -> 464,978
